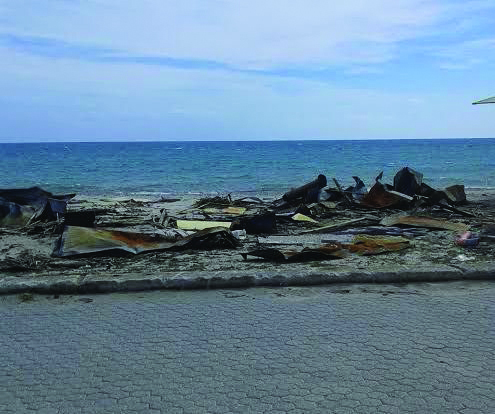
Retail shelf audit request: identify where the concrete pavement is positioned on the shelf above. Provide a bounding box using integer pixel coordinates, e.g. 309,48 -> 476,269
1,281 -> 495,413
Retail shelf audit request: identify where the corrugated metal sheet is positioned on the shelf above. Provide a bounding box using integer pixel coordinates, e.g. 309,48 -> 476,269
54,226 -> 239,257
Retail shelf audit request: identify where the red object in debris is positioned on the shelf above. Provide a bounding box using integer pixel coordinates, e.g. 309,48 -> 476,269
455,232 -> 479,247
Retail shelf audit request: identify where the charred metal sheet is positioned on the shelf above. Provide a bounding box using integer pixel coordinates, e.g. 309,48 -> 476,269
444,185 -> 467,205
54,226 -> 239,257
231,212 -> 276,234
64,210 -> 96,227
345,176 -> 367,202
0,187 -> 75,208
0,198 -> 35,227
0,187 -> 75,227
380,215 -> 469,232
360,181 -> 411,209
241,244 -> 344,262
393,167 -> 423,196
343,234 -> 410,256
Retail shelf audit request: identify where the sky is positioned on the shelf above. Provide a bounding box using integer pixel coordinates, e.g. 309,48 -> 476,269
1,0 -> 495,142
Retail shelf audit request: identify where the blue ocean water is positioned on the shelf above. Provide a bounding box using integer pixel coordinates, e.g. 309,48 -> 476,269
0,139 -> 494,196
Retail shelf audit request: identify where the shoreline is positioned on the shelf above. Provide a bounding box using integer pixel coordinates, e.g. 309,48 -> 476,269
69,187 -> 495,208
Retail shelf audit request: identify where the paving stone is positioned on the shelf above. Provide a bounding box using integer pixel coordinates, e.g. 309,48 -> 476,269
1,283 -> 495,413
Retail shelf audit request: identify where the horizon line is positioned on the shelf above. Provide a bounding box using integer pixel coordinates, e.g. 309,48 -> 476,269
1,137 -> 494,144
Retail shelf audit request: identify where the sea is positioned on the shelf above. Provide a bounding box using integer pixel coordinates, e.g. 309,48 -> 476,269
1,139 -> 494,197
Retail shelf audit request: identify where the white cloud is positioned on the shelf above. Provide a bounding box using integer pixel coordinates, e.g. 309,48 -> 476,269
1,0 -> 494,141
435,37 -> 495,70
1,47 -> 491,142
0,0 -> 469,69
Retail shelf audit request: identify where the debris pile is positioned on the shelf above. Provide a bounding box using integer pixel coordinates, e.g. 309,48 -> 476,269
0,166 -> 493,275
0,187 -> 75,229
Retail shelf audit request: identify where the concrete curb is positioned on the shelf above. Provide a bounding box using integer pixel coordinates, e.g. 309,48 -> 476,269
1,264 -> 494,295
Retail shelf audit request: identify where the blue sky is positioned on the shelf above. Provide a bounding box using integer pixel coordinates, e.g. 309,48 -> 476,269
1,0 -> 495,142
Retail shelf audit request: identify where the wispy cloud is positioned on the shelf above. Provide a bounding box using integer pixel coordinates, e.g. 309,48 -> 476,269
0,0 -> 478,71
0,32 -> 400,84
1,0 -> 495,142
435,37 -> 495,70
0,33 -> 233,70
0,32 -> 357,82
0,33 -> 115,59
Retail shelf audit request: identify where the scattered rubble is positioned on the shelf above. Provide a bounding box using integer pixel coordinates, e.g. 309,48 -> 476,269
1,167 -> 494,282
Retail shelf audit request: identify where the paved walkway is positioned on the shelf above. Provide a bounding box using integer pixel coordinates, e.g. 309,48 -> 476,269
1,282 -> 495,413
